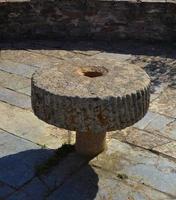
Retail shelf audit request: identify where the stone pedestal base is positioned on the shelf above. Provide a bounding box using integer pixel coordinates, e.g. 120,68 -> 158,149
75,131 -> 106,157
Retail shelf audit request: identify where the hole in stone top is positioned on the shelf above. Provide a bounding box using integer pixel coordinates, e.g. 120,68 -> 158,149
77,66 -> 108,78
83,71 -> 103,78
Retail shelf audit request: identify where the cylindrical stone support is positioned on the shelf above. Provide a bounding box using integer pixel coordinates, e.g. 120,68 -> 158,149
75,131 -> 106,157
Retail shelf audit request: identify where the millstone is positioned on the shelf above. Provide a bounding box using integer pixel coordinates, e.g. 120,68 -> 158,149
31,58 -> 150,157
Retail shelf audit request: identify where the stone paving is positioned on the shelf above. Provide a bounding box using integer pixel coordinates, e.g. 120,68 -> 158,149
0,40 -> 176,199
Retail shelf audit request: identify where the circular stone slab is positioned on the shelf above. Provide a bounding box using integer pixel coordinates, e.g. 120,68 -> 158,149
31,59 -> 150,133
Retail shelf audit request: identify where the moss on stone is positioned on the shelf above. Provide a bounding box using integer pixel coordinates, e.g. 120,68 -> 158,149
36,144 -> 75,176
117,173 -> 128,180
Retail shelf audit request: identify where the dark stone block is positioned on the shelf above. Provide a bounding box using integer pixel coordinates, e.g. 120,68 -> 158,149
0,0 -> 176,42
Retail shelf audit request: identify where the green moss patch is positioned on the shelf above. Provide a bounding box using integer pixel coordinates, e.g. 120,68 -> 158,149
36,144 -> 75,176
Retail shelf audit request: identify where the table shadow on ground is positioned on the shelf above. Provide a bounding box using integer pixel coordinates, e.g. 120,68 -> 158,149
0,147 -> 99,200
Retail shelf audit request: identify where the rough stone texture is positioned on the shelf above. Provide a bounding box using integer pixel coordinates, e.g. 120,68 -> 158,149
32,58 -> 150,133
0,0 -> 176,41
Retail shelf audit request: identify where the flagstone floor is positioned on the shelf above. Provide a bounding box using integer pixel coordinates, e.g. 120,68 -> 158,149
0,40 -> 176,200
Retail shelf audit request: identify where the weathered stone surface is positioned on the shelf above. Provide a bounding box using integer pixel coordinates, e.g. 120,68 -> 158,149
157,120 -> 176,140
143,59 -> 176,94
0,129 -> 39,156
0,59 -> 37,78
0,50 -> 63,69
29,49 -> 78,61
0,101 -> 75,149
133,111 -> 158,130
91,139 -> 176,197
131,55 -> 176,101
32,58 -> 150,133
150,88 -> 176,118
0,129 -> 54,188
47,164 -> 173,200
17,86 -> 31,96
0,87 -> 31,109
92,52 -> 132,62
112,127 -> 171,149
153,141 -> 176,159
144,113 -> 175,136
0,70 -> 30,91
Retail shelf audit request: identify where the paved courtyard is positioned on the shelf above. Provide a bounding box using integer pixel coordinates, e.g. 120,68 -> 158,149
0,40 -> 176,200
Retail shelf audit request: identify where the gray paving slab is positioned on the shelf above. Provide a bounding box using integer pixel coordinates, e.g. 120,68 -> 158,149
0,101 -> 75,149
0,129 -> 54,188
0,70 -> 30,91
47,165 -> 172,200
40,153 -> 88,191
150,88 -> 176,118
112,127 -> 171,150
47,165 -> 99,200
144,113 -> 175,136
0,59 -> 37,78
7,191 -> 31,200
133,111 -> 158,130
13,178 -> 49,200
0,129 -> 40,157
158,120 -> 176,140
91,139 -> 176,197
17,86 -> 31,96
0,157 -> 35,189
92,52 -> 132,62
29,49 -> 77,60
0,49 -> 64,68
153,141 -> 176,159
0,87 -> 31,109
0,181 -> 14,199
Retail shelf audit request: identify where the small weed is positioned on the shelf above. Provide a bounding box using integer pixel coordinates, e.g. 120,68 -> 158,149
41,144 -> 47,149
36,144 -> 75,176
36,143 -> 47,149
117,173 -> 128,180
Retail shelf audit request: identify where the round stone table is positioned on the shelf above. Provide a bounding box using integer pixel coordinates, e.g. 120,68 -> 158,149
31,59 -> 150,157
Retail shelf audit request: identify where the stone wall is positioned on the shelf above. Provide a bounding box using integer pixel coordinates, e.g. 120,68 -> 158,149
0,0 -> 176,41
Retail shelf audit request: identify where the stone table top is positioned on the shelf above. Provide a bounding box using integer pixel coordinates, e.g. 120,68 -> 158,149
32,58 -> 150,98
31,58 -> 150,133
